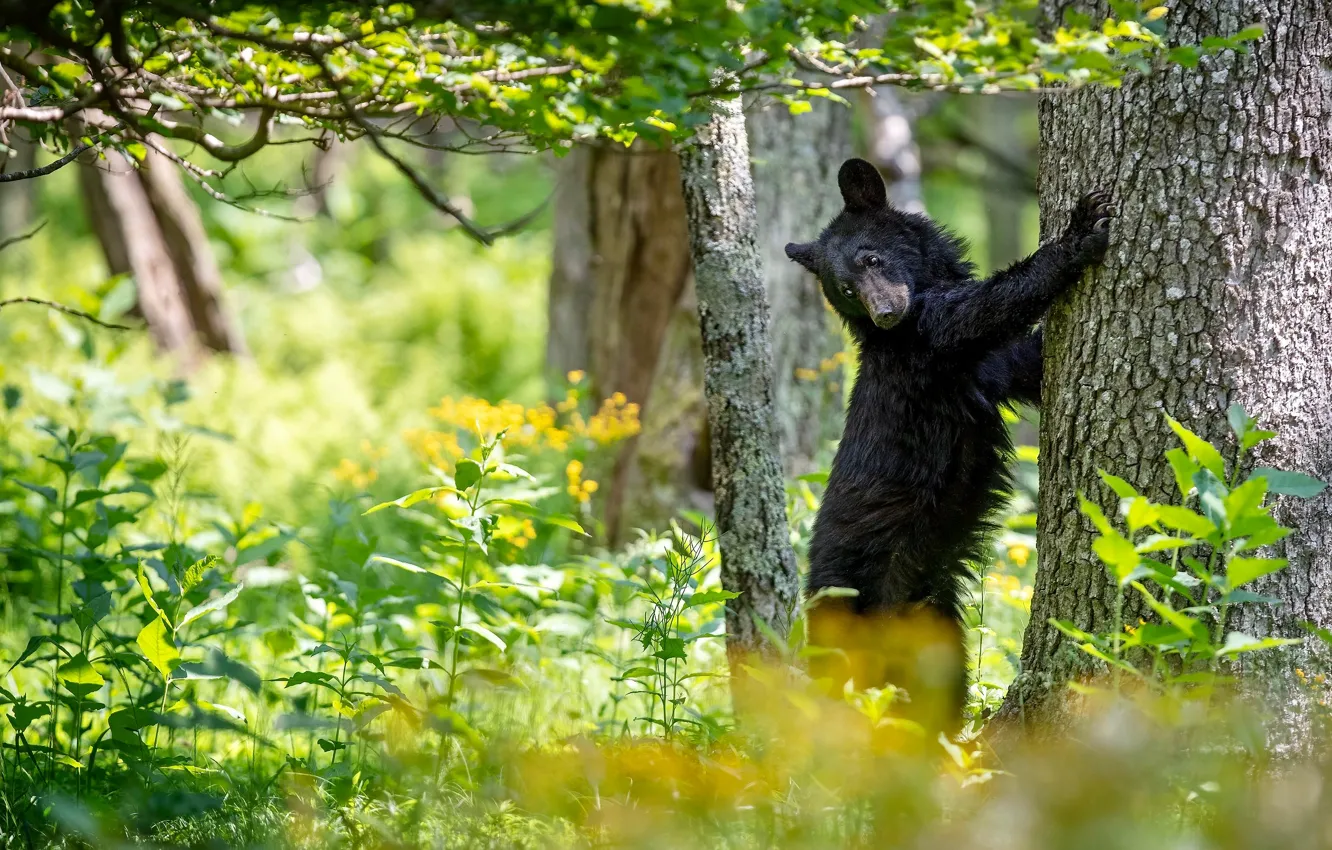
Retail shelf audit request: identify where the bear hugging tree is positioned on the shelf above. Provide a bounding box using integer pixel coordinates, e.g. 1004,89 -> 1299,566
785,159 -> 1113,732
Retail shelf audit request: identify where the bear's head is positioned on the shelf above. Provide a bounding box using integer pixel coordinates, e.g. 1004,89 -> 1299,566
785,158 -> 932,332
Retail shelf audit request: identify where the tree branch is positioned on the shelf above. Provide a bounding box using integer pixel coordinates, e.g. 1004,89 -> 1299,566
0,143 -> 89,182
0,220 -> 46,252
0,298 -> 132,330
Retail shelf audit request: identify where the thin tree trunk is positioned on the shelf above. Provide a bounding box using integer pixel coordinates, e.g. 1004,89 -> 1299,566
995,1 -> 1332,750
863,88 -> 926,215
680,97 -> 799,677
77,140 -> 245,357
78,150 -> 200,358
749,97 -> 851,476
137,144 -> 247,355
0,136 -> 36,237
545,143 -> 700,541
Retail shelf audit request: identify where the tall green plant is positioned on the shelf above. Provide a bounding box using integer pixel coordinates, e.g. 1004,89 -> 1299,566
1052,405 -> 1326,698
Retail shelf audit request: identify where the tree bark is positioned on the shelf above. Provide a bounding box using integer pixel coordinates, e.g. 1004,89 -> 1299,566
77,140 -> 246,357
545,143 -> 701,541
0,135 -> 36,237
78,149 -> 201,357
545,94 -> 854,539
749,98 -> 852,476
995,1 -> 1332,748
680,97 -> 799,673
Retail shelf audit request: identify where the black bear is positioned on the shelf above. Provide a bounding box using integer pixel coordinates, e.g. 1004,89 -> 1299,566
785,158 -> 1112,729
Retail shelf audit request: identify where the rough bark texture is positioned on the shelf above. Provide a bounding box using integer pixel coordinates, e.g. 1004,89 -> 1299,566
680,98 -> 800,669
996,1 -> 1332,748
749,98 -> 852,475
78,140 -> 246,357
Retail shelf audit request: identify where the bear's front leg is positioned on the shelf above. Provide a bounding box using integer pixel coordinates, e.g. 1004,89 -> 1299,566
920,192 -> 1114,350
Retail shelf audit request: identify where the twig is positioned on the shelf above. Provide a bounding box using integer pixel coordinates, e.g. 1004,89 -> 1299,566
0,144 -> 90,182
0,220 -> 47,253
0,298 -> 132,331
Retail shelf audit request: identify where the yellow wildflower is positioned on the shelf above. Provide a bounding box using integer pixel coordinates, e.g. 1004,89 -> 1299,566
1007,543 -> 1031,567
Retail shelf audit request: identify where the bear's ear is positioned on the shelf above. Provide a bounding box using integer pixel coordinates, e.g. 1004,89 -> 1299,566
838,158 -> 887,212
785,241 -> 819,273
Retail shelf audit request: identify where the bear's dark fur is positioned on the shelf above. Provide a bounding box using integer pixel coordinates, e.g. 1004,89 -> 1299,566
785,159 -> 1112,725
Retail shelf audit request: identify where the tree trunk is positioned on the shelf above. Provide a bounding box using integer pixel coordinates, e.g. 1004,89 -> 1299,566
0,136 -> 36,238
863,88 -> 926,215
136,145 -> 248,355
78,150 -> 201,358
749,98 -> 852,476
77,140 -> 246,357
545,143 -> 701,541
995,1 -> 1332,748
680,97 -> 799,676
546,94 -> 855,539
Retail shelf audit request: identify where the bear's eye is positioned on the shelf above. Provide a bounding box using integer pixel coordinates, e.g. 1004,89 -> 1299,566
864,255 -> 881,268
840,285 -> 855,299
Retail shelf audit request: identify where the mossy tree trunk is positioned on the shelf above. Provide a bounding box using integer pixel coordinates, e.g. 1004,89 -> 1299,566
679,96 -> 799,672
996,1 -> 1332,750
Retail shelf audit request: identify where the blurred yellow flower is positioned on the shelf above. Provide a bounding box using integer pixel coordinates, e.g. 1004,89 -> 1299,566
565,459 -> 598,504
1007,543 -> 1031,567
333,458 -> 377,489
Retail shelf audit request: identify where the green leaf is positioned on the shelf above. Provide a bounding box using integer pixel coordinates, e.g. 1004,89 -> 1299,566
1251,468 -> 1326,498
459,623 -> 506,651
1126,497 -> 1158,533
686,588 -> 740,608
1223,477 -> 1268,529
653,637 -> 687,661
1132,582 -> 1205,642
544,514 -> 588,535
176,583 -> 243,633
1165,449 -> 1199,499
6,635 -> 54,673
8,702 -> 49,733
1218,632 -> 1300,656
363,487 -> 452,515
180,555 -> 219,594
1092,531 -> 1141,585
1079,495 -> 1113,535
1098,470 -> 1139,499
454,458 -> 483,491
48,63 -> 85,86
285,671 -> 336,689
1227,403 -> 1252,441
136,617 -> 180,680
1166,415 -> 1226,480
1226,556 -> 1288,590
137,563 -> 172,630
1155,504 -> 1215,537
57,653 -> 106,690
